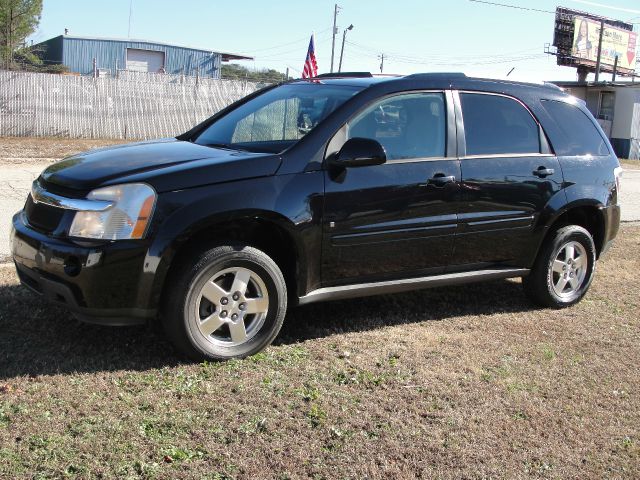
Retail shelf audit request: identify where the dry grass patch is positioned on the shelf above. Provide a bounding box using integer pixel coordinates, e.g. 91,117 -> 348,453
0,137 -> 134,165
0,228 -> 639,478
620,159 -> 640,170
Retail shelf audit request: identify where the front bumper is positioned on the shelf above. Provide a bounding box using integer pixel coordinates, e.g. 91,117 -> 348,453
11,211 -> 156,325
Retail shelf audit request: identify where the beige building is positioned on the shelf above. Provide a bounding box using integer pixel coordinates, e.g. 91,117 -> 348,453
553,81 -> 640,159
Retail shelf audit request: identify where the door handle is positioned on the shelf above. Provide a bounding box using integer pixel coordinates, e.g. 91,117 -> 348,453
533,166 -> 555,177
427,174 -> 456,186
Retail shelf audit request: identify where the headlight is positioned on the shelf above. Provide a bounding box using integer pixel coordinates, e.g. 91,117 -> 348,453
69,183 -> 156,240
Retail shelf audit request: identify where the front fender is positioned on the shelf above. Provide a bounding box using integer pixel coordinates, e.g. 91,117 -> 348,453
139,173 -> 324,310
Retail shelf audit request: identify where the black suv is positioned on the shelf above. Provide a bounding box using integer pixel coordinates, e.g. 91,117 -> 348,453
11,73 -> 622,360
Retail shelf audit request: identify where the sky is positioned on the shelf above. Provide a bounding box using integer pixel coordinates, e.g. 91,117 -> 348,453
28,0 -> 640,83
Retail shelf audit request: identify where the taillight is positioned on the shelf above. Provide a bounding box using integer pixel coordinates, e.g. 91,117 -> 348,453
614,166 -> 623,200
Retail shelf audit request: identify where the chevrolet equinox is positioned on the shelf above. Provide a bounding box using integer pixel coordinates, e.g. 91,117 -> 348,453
11,73 -> 622,360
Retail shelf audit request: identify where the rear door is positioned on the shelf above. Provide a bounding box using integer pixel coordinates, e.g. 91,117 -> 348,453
450,91 -> 563,269
321,91 -> 461,285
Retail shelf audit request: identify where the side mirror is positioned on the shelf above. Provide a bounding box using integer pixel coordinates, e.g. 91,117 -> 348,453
330,137 -> 386,168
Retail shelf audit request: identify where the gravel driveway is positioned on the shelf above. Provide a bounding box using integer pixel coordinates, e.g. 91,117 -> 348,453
621,166 -> 640,222
1,162 -> 51,262
1,155 -> 639,263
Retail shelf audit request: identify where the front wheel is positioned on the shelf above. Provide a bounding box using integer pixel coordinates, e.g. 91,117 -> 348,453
162,244 -> 287,361
523,225 -> 596,308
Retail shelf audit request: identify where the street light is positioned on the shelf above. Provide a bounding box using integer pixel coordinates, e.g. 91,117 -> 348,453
338,24 -> 354,73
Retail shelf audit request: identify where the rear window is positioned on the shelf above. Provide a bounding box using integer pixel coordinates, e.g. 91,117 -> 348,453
541,100 -> 609,156
460,93 -> 541,156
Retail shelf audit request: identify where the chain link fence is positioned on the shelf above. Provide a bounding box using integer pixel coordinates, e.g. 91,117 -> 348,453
0,70 -> 266,139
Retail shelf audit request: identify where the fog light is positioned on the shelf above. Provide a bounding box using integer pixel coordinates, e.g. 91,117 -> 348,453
64,256 -> 81,277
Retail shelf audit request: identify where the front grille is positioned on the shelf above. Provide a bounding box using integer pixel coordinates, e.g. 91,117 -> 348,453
39,178 -> 89,198
24,194 -> 65,233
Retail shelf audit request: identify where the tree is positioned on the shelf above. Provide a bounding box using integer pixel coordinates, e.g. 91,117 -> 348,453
221,63 -> 287,83
0,0 -> 42,69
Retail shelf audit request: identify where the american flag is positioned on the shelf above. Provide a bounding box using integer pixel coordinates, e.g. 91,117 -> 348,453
302,35 -> 318,78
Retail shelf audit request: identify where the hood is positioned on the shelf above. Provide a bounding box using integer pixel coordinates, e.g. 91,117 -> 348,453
40,139 -> 282,193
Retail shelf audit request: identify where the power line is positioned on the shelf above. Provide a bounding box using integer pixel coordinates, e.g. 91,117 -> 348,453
254,31 -> 333,60
344,39 -> 544,64
568,0 -> 640,15
388,54 -> 548,67
238,27 -> 332,56
468,0 -> 555,14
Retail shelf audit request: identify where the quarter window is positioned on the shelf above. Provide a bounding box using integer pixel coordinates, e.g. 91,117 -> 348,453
541,100 -> 609,156
460,93 -> 541,156
345,92 -> 446,160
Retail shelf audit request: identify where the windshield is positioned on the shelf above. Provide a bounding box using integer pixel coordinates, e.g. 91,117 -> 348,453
194,83 -> 364,153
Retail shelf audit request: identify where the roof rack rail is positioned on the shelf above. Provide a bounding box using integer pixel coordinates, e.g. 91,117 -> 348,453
542,82 -> 564,91
313,72 -> 373,78
403,72 -> 467,80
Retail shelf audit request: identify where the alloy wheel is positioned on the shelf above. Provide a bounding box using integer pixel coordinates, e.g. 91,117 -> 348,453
194,267 -> 269,347
550,240 -> 588,298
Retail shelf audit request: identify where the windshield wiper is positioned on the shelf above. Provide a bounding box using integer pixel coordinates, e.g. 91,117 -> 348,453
202,142 -> 260,153
202,142 -> 236,150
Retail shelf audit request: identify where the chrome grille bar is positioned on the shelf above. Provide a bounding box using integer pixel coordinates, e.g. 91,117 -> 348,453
31,180 -> 113,212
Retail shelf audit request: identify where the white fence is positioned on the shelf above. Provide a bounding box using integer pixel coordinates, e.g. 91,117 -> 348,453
0,70 -> 265,139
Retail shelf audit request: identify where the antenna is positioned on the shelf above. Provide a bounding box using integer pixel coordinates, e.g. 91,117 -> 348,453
128,0 -> 133,37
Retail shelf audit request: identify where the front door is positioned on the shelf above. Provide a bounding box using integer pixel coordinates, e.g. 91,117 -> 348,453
321,91 -> 461,286
451,91 -> 564,269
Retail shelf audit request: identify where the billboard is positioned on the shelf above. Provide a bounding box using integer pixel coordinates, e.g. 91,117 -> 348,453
572,17 -> 637,71
552,7 -> 637,76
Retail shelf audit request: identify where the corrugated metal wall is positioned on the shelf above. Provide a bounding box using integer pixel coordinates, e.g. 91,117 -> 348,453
0,70 -> 263,139
35,36 -> 64,65
38,36 -> 222,78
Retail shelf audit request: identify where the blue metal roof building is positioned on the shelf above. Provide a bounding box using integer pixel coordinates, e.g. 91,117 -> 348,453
34,35 -> 253,78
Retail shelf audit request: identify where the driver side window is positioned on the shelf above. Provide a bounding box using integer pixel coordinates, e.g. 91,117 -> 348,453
343,92 -> 446,160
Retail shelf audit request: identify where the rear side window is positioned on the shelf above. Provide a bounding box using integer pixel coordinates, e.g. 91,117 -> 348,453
460,93 -> 541,156
541,100 -> 609,156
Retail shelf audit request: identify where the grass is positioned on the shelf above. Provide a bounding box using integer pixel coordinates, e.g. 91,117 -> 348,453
0,227 -> 639,478
620,158 -> 640,170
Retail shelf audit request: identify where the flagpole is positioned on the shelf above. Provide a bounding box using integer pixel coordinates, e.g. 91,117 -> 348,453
330,4 -> 339,73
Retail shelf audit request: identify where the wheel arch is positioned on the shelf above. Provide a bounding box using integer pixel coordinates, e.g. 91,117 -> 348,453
151,211 -> 308,311
541,201 -> 606,259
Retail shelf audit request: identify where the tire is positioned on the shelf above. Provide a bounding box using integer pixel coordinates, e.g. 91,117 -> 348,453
162,244 -> 287,361
523,225 -> 596,308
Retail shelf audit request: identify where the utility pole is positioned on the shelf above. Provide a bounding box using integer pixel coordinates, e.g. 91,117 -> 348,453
594,19 -> 604,83
612,55 -> 618,82
338,24 -> 353,73
379,53 -> 384,73
330,4 -> 340,73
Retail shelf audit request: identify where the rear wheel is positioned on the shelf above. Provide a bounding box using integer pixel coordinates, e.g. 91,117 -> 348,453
162,244 -> 287,361
523,225 -> 596,308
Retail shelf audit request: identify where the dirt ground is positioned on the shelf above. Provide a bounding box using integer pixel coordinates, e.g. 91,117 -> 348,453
0,137 -> 130,165
0,226 -> 638,479
0,138 -> 136,263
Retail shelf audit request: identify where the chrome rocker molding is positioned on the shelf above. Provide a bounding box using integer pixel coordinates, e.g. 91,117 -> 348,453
31,180 -> 113,212
298,268 -> 530,305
